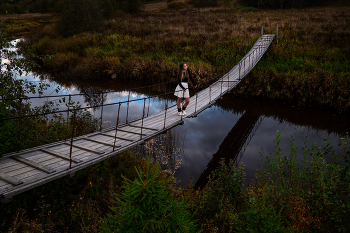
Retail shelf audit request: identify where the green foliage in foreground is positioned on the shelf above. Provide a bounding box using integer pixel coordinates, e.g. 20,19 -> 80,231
189,131 -> 350,232
1,132 -> 349,232
101,160 -> 198,233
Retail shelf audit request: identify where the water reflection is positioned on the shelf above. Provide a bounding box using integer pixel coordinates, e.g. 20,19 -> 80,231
173,95 -> 350,188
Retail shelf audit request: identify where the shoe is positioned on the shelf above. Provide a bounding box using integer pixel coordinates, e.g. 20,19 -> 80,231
178,112 -> 184,116
182,110 -> 187,115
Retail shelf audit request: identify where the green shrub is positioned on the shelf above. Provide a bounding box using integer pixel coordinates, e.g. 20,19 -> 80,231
101,159 -> 198,233
167,1 -> 187,9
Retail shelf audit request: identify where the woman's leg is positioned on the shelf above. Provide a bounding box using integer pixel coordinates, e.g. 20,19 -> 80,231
177,98 -> 182,109
177,98 -> 183,113
184,98 -> 190,107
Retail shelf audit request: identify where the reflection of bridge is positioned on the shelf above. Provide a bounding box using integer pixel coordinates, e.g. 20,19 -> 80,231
0,34 -> 274,202
194,111 -> 263,189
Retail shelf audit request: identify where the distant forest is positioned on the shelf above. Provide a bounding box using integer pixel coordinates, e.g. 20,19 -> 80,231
0,0 -> 151,14
0,0 -> 349,15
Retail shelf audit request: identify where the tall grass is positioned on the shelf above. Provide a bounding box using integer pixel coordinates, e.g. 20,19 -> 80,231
22,6 -> 350,111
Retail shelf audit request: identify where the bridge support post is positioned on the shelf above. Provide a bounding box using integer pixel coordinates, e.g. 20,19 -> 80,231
100,91 -> 104,132
147,86 -> 151,117
113,103 -> 122,152
140,98 -> 146,140
163,88 -> 169,130
195,88 -> 198,114
69,109 -> 77,169
209,86 -> 211,104
17,97 -> 22,153
239,62 -> 241,80
261,25 -> 263,36
65,94 -> 71,141
126,91 -> 130,124
220,75 -> 223,98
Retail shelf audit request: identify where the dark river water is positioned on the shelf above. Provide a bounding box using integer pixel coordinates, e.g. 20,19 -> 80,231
6,39 -> 350,188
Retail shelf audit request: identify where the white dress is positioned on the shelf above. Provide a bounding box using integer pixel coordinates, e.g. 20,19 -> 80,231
174,82 -> 189,98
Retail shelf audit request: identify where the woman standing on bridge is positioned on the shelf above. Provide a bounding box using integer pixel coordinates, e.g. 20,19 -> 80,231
174,62 -> 197,116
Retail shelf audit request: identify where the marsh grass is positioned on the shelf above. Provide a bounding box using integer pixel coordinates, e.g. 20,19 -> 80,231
22,6 -> 350,111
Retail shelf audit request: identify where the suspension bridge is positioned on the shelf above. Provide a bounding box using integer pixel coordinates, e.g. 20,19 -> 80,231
0,33 -> 275,203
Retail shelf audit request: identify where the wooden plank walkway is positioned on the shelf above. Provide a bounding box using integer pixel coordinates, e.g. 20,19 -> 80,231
0,35 -> 274,202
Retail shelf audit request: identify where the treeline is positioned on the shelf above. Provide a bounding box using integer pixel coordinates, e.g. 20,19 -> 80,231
0,0 -> 147,15
0,0 -> 56,14
240,0 -> 350,9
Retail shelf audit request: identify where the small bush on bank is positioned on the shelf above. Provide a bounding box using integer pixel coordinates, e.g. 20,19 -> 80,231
101,160 -> 198,232
167,1 -> 187,9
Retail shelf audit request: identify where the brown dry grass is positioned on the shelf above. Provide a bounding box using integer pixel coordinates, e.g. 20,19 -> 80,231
24,5 -> 350,111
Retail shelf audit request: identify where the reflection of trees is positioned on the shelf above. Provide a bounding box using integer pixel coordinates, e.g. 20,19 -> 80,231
79,86 -> 107,110
138,129 -> 185,173
194,111 -> 261,189
215,94 -> 350,136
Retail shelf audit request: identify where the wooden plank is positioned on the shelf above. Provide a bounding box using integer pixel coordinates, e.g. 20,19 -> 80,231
99,133 -> 135,142
0,172 -> 23,186
0,158 -> 20,170
0,179 -> 10,189
0,163 -> 27,174
63,142 -> 104,154
116,129 -> 147,136
128,125 -> 159,131
11,156 -> 56,174
41,149 -> 82,163
83,137 -> 120,148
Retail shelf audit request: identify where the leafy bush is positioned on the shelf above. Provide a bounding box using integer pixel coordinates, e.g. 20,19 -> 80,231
167,1 -> 187,9
101,159 -> 198,233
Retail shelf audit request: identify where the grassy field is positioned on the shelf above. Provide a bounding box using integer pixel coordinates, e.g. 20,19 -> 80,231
0,13 -> 55,37
21,4 -> 350,111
